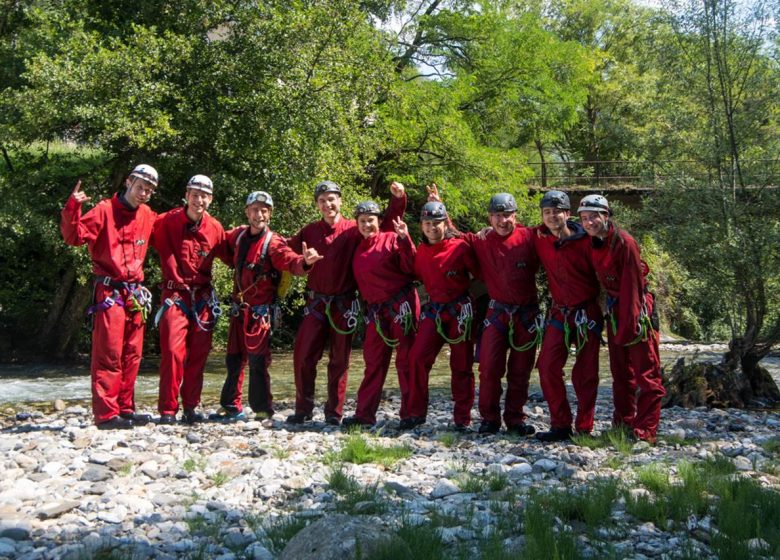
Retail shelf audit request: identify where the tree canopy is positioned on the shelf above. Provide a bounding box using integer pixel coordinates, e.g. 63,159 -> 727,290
1,0 -> 779,361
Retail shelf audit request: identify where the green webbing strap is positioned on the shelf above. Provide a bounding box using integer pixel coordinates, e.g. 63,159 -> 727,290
435,314 -> 471,345
325,301 -> 359,335
508,316 -> 543,352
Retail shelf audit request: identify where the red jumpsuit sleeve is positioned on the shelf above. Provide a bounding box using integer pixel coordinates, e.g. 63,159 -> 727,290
380,193 -> 407,231
397,235 -> 417,275
269,234 -> 307,275
150,213 -> 177,274
287,227 -> 304,253
616,237 -> 646,346
458,232 -> 485,282
214,228 -> 239,268
61,196 -> 102,246
462,241 -> 480,279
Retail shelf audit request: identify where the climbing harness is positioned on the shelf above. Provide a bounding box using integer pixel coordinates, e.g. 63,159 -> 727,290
605,294 -> 656,347
368,285 -> 416,348
304,291 -> 362,335
547,305 -> 601,356
153,286 -> 222,331
421,293 -> 473,345
88,277 -> 153,326
484,299 -> 543,352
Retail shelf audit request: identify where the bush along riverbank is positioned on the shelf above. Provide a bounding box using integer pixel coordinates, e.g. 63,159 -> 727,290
1,390 -> 779,560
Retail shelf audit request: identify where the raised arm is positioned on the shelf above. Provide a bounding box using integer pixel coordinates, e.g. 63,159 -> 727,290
60,180 -> 101,246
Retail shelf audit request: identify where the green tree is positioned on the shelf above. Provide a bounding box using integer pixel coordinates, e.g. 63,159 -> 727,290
650,0 -> 780,404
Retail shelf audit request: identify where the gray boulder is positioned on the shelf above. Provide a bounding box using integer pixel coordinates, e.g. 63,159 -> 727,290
278,514 -> 409,560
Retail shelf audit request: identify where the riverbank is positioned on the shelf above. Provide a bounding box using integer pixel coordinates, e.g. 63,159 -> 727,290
2,343 -> 778,408
1,389 -> 779,560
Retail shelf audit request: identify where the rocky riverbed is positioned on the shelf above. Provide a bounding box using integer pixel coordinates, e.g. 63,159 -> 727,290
1,389 -> 779,560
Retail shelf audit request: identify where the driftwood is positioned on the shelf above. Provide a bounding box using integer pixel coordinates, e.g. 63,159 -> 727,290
663,356 -> 780,409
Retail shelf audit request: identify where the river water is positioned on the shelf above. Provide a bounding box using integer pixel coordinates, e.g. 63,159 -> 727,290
1,344 -> 778,407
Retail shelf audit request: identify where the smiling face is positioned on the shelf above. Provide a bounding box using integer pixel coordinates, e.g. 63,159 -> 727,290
185,188 -> 212,222
316,193 -> 342,225
541,207 -> 570,236
357,214 -> 381,239
124,177 -> 155,208
421,219 -> 446,244
579,210 -> 609,238
488,211 -> 516,237
245,202 -> 272,234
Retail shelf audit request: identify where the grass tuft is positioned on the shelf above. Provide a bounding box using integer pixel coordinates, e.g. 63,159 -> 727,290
183,455 -> 206,473
327,464 -> 387,514
330,432 -> 413,467
522,490 -> 582,560
261,515 -> 309,555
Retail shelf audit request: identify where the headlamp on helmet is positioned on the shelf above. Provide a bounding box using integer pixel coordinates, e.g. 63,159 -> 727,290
187,174 -> 213,195
354,200 -> 381,218
420,201 -> 448,222
577,194 -> 611,216
314,180 -> 341,200
488,193 -> 518,214
246,191 -> 274,208
540,190 -> 570,210
129,164 -> 159,187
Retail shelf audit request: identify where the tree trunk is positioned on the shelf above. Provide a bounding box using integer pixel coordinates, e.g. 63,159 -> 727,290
535,138 -> 547,188
35,270 -> 92,359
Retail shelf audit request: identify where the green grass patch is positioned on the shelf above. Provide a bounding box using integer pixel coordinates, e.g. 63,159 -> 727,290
710,476 -> 780,558
329,433 -> 413,467
261,515 -> 309,555
183,455 -> 206,473
761,437 -> 780,455
272,446 -> 290,459
486,493 -> 525,539
185,513 -> 225,541
534,478 -> 619,530
636,463 -> 672,495
603,456 -> 624,470
371,520 -> 447,560
488,472 -> 510,492
438,432 -> 460,448
571,432 -> 609,449
456,472 -> 487,493
522,491 -> 582,560
606,428 -> 635,455
327,464 -> 387,515
209,470 -> 229,487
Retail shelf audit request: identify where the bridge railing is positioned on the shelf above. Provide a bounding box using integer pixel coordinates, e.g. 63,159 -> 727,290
525,159 -> 780,191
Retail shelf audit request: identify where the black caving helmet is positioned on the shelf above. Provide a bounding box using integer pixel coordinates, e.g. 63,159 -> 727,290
540,190 -> 570,210
420,201 -> 448,222
354,200 -> 382,218
313,180 -> 341,200
488,193 -> 518,213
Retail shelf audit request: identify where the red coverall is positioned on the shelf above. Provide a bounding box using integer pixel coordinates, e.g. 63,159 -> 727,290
406,237 -> 479,425
463,228 -> 540,428
351,232 -> 419,424
533,222 -> 602,433
151,207 -> 225,416
288,194 -> 406,421
216,226 -> 307,416
61,194 -> 156,423
589,223 -> 665,441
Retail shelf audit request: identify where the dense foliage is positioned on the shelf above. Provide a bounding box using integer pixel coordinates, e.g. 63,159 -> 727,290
1,0 -> 778,363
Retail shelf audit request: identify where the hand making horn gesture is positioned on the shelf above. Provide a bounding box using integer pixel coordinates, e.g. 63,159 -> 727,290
301,242 -> 324,266
70,180 -> 92,204
389,181 -> 405,198
426,183 -> 441,202
393,216 -> 409,240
